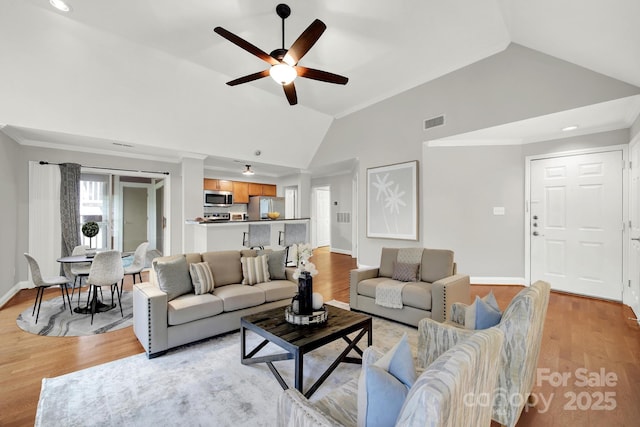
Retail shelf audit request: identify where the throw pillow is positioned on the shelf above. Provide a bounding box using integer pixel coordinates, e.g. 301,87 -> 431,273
153,255 -> 193,301
391,262 -> 420,282
241,254 -> 270,285
257,249 -> 287,280
464,292 -> 502,329
357,334 -> 416,427
189,262 -> 215,295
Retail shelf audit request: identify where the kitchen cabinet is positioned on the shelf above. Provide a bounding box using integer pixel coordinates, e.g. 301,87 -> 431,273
233,181 -> 249,204
204,179 -> 233,192
248,183 -> 277,197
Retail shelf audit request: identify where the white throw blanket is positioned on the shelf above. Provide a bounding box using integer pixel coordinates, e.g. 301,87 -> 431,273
375,248 -> 423,309
375,279 -> 407,309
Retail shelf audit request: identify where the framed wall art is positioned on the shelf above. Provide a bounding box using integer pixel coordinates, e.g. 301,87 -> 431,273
367,160 -> 418,240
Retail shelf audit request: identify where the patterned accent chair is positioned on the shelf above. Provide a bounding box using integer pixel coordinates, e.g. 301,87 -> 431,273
417,280 -> 551,427
277,328 -> 505,427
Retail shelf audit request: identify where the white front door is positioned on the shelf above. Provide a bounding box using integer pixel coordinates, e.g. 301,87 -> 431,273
628,140 -> 640,316
530,150 -> 623,300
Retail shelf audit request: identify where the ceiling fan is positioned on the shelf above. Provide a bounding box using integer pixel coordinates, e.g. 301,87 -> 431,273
214,3 -> 348,106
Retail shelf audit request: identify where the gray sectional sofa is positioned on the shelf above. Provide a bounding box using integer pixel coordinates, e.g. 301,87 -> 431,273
349,247 -> 470,326
133,249 -> 297,358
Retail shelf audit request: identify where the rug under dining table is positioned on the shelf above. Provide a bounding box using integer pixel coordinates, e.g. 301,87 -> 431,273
16,290 -> 133,336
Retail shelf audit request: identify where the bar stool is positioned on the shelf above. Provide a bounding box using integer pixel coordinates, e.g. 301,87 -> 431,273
242,223 -> 271,250
278,223 -> 308,265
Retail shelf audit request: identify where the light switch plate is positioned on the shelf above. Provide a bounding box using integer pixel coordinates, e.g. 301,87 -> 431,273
493,207 -> 505,215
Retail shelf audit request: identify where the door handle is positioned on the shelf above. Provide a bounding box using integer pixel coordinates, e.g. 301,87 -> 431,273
632,237 -> 640,241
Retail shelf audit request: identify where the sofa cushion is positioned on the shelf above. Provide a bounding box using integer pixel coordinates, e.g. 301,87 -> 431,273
420,249 -> 454,283
379,248 -> 400,278
254,280 -> 297,302
153,255 -> 193,301
258,249 -> 287,280
213,284 -> 266,311
167,293 -> 224,325
358,277 -> 432,310
357,334 -> 415,427
202,251 -> 243,287
392,262 -> 420,282
189,262 -> 215,294
241,255 -> 270,285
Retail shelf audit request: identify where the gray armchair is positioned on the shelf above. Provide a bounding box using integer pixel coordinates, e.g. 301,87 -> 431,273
277,327 -> 505,427
417,280 -> 551,427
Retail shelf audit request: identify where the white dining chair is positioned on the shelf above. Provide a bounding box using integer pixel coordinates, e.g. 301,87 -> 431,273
70,245 -> 91,306
124,242 -> 149,286
23,253 -> 73,324
85,250 -> 125,324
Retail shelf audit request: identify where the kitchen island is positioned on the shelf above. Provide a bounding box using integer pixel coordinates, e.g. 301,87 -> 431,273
186,218 -> 310,253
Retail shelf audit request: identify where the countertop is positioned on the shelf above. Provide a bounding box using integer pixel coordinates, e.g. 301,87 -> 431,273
186,218 -> 310,225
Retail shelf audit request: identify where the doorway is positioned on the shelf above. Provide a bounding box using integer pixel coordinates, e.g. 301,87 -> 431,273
313,186 -> 331,248
527,149 -> 624,300
628,137 -> 640,317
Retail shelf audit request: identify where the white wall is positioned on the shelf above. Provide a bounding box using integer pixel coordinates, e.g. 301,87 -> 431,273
0,132 -> 22,305
631,114 -> 640,141
0,1 -> 332,169
313,43 -> 640,267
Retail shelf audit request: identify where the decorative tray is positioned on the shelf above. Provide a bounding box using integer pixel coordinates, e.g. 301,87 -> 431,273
285,305 -> 328,325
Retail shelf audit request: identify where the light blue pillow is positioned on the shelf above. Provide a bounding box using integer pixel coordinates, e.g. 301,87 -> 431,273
357,334 -> 416,427
475,295 -> 502,329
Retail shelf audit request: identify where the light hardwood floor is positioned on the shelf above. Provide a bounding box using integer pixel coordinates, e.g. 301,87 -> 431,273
1,247 -> 639,426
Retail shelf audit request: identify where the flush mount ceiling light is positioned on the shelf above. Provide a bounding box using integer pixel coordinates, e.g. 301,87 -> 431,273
242,165 -> 255,176
50,0 -> 71,12
562,125 -> 579,132
214,3 -> 348,106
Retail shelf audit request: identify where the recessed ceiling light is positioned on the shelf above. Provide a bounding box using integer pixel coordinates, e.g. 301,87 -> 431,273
562,125 -> 579,132
50,0 -> 71,12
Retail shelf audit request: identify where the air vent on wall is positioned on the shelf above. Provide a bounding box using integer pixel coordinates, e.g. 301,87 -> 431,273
423,115 -> 445,131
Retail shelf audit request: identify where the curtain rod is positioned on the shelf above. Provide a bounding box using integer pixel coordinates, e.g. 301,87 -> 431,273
39,161 -> 170,175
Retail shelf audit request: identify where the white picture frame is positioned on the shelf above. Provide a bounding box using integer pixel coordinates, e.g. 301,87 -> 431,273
367,160 -> 418,240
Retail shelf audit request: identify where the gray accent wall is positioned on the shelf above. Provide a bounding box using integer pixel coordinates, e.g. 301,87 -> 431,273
0,133 -> 22,304
423,129 -> 629,280
312,43 -> 640,269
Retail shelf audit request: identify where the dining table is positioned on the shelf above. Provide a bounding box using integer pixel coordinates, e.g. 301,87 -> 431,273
57,251 -> 132,314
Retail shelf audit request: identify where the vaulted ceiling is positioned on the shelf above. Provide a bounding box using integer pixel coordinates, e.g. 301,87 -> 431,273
1,0 -> 639,175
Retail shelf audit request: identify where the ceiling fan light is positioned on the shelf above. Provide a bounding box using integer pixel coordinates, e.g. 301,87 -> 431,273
269,64 -> 297,85
50,0 -> 71,12
282,54 -> 296,67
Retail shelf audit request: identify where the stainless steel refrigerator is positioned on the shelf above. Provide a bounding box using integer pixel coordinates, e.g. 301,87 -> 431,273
248,196 -> 285,220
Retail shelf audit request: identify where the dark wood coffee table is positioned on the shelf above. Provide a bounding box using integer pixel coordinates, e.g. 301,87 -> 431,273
240,304 -> 372,398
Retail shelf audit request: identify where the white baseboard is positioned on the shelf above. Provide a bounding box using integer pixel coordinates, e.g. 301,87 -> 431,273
471,277 -> 526,286
0,281 -> 29,309
330,247 -> 351,256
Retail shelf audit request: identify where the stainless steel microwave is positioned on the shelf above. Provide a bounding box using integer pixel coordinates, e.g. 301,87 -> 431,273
204,190 -> 233,207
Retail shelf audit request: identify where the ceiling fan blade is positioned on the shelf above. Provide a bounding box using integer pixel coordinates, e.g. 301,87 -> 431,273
214,27 -> 279,66
226,69 -> 270,86
283,82 -> 298,105
295,66 -> 348,85
284,19 -> 326,65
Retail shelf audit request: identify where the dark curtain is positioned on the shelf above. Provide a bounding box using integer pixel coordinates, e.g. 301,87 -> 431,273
59,163 -> 81,276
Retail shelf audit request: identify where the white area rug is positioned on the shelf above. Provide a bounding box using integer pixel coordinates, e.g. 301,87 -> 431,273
16,291 -> 133,337
35,301 -> 417,426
